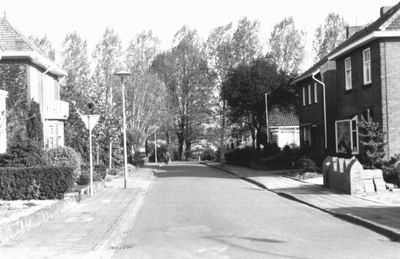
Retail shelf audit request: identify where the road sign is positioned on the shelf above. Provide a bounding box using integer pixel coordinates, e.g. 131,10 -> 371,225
80,114 -> 100,132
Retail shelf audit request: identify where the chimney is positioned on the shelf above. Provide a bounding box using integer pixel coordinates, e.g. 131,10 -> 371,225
346,26 -> 363,38
381,6 -> 393,17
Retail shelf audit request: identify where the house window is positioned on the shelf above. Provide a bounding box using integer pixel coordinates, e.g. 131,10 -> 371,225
303,126 -> 311,146
363,48 -> 371,85
314,83 -> 318,103
308,85 -> 311,105
335,116 -> 359,154
302,86 -> 306,106
345,57 -> 352,90
362,108 -> 374,122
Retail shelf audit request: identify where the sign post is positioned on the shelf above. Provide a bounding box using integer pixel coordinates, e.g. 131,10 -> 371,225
80,114 -> 100,196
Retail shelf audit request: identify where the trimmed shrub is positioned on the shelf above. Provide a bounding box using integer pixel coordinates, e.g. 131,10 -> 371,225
45,146 -> 81,181
0,167 -> 74,200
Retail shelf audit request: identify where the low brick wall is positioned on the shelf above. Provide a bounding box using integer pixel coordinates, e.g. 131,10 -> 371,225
323,156 -> 385,195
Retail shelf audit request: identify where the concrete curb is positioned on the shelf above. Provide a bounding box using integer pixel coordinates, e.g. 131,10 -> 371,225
0,199 -> 75,244
204,162 -> 400,242
0,180 -> 106,244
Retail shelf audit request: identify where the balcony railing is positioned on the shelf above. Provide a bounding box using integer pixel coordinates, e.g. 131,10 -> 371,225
44,101 -> 69,120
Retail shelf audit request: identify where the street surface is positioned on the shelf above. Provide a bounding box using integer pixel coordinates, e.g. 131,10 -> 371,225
111,162 -> 400,258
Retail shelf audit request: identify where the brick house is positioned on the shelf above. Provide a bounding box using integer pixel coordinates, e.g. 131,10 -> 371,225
0,17 -> 68,152
292,3 -> 400,159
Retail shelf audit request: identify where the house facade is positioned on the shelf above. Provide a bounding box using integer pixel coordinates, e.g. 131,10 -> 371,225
268,108 -> 300,148
293,3 -> 400,159
0,17 -> 68,152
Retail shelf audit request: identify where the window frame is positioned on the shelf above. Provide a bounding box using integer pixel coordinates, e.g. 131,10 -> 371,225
363,48 -> 371,85
303,126 -> 311,146
314,82 -> 318,103
335,115 -> 359,154
308,85 -> 311,105
345,57 -> 352,90
302,86 -> 306,106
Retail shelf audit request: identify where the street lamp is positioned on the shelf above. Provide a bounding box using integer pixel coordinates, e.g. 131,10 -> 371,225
115,70 -> 131,189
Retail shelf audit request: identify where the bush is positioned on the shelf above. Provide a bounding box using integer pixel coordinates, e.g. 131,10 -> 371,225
45,146 -> 81,180
78,163 -> 107,184
0,167 -> 74,200
201,148 -> 216,161
264,142 -> 281,157
382,154 -> 400,186
225,146 -> 254,166
76,172 -> 90,186
296,157 -> 320,173
109,168 -> 119,176
94,164 -> 107,181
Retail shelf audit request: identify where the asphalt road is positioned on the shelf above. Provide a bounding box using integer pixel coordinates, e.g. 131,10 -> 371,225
111,162 -> 400,259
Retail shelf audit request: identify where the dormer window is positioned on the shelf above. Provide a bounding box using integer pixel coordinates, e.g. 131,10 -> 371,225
345,57 -> 352,90
363,48 -> 371,85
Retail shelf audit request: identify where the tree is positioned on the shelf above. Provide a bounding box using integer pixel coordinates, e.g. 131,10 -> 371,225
152,26 -> 214,160
312,13 -> 348,62
268,16 -> 306,76
222,57 -> 283,150
358,117 -> 387,169
206,17 -> 263,163
29,35 -> 56,61
231,17 -> 263,66
60,31 -> 93,160
123,31 -> 166,159
206,23 -> 235,164
90,28 -> 124,164
26,100 -> 43,143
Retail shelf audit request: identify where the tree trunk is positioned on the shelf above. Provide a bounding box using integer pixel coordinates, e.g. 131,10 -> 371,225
250,127 -> 256,149
256,127 -> 262,151
220,99 -> 226,166
185,139 -> 192,161
178,140 -> 184,161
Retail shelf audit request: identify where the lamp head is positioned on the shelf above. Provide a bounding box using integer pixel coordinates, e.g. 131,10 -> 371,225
114,70 -> 131,79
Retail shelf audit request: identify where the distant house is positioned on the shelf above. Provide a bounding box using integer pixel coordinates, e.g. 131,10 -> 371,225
268,108 -> 299,148
292,3 -> 400,159
0,17 -> 68,152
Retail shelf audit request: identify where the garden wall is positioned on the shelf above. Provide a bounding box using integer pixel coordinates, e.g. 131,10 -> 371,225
322,156 -> 386,195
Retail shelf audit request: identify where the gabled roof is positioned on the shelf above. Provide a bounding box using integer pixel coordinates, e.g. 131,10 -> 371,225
268,108 -> 299,127
293,2 -> 400,84
291,56 -> 327,84
0,17 -> 67,77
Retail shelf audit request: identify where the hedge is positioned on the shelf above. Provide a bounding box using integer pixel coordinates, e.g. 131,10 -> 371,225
0,167 -> 74,200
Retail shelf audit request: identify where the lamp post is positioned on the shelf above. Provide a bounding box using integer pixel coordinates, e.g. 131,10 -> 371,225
115,70 -> 131,189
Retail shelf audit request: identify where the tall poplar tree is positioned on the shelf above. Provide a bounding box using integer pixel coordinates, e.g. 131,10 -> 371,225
91,28 -> 124,163
60,31 -> 92,159
313,13 -> 348,62
268,16 -> 306,76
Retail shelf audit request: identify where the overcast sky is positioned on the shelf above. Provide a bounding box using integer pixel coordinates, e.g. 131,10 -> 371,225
1,0 -> 397,53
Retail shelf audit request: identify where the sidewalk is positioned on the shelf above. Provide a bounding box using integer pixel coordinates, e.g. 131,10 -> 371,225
205,162 -> 400,242
0,164 -> 157,259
